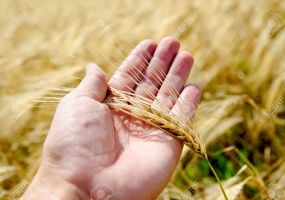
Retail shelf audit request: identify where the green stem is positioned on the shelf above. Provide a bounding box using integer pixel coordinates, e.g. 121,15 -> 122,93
206,158 -> 229,200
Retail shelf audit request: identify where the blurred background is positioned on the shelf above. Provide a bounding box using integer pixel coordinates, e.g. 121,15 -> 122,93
0,0 -> 284,199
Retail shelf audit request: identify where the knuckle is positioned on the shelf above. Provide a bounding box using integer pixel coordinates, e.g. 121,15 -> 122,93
88,72 -> 107,85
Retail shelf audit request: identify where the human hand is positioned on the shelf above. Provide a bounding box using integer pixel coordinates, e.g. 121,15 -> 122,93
21,36 -> 201,200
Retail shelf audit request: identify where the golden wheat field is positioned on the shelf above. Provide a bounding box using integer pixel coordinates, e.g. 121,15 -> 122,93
0,0 -> 285,199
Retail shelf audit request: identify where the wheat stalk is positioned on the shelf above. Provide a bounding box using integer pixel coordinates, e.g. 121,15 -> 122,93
104,86 -> 228,200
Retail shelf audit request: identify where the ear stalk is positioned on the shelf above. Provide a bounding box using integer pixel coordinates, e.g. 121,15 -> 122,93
206,158 -> 229,200
105,86 -> 228,200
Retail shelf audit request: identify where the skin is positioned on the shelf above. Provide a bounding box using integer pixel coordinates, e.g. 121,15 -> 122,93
21,36 -> 201,200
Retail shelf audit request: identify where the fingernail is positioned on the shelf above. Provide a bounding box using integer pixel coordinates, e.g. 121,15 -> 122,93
185,83 -> 201,90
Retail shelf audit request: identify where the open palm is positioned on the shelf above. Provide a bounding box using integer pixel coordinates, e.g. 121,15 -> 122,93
41,36 -> 201,200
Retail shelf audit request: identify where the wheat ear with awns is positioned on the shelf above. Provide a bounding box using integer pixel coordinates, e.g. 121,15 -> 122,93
105,86 -> 207,158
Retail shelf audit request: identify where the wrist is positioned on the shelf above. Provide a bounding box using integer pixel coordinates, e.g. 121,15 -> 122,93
21,166 -> 89,200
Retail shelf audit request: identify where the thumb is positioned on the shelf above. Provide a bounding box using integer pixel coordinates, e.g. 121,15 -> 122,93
73,63 -> 108,102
